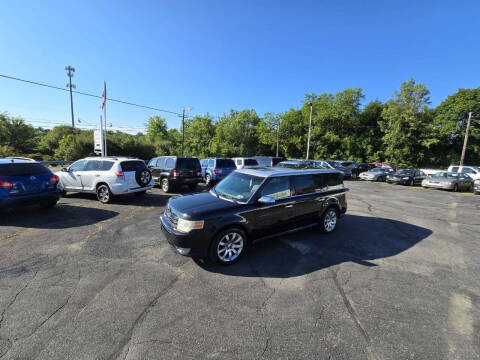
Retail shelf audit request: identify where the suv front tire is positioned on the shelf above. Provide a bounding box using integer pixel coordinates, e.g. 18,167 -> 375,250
209,228 -> 247,265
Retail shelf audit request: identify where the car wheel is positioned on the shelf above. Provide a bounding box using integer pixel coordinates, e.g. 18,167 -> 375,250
161,178 -> 171,193
40,198 -> 58,209
209,228 -> 247,265
351,172 -> 357,180
136,169 -> 152,187
320,207 -> 338,233
453,184 -> 459,192
205,174 -> 211,186
134,190 -> 146,197
97,184 -> 112,204
407,179 -> 413,186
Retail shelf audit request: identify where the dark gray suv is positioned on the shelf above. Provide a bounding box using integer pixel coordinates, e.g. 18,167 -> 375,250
148,156 -> 202,193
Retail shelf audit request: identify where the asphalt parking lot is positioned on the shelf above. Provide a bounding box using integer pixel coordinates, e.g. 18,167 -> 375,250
0,181 -> 479,360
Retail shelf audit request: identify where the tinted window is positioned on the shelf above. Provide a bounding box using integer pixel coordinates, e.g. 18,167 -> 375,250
157,158 -> 166,168
272,158 -> 283,166
244,159 -> 258,166
121,160 -> 146,172
451,167 -> 459,172
99,161 -> 114,171
262,176 -> 291,199
208,159 -> 215,167
148,158 -> 156,167
165,158 -> 175,169
69,160 -> 85,172
217,159 -> 235,168
85,160 -> 100,171
0,163 -> 51,176
324,173 -> 342,187
177,158 -> 200,170
254,158 -> 270,167
293,175 -> 315,195
214,172 -> 263,202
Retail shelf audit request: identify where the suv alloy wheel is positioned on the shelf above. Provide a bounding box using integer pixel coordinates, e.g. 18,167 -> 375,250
209,228 -> 247,265
205,174 -> 211,186
161,178 -> 171,193
97,184 -> 112,204
320,207 -> 338,233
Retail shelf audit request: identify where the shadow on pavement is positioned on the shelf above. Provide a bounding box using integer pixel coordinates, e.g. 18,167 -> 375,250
0,204 -> 119,229
196,214 -> 432,278
63,192 -> 170,207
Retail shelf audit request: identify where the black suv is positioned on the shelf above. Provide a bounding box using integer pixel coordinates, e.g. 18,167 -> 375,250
148,156 -> 202,193
160,168 -> 347,265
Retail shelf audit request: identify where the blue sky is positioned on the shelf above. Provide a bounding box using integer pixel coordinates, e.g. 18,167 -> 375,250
0,0 -> 478,132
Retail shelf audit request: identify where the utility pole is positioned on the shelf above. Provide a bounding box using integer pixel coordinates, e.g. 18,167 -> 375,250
276,120 -> 280,158
306,102 -> 313,160
181,107 -> 192,156
65,66 -> 76,128
460,111 -> 472,166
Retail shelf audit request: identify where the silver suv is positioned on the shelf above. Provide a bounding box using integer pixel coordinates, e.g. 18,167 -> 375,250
56,157 -> 153,203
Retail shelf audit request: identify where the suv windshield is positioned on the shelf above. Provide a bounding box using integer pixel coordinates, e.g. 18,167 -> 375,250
177,158 -> 200,170
213,172 -> 263,202
217,159 -> 235,168
0,163 -> 51,176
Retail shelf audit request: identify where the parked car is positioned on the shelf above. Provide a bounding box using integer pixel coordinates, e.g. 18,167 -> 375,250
200,158 -> 237,186
232,157 -> 259,169
315,160 -> 352,179
386,169 -> 426,186
336,161 -> 371,179
369,162 -> 397,171
1,158 -> 60,209
160,168 -> 347,265
447,165 -> 480,181
5,157 -> 36,162
253,156 -> 285,167
56,157 -> 153,203
421,172 -> 473,192
359,167 -> 393,182
474,180 -> 480,195
148,156 -> 202,193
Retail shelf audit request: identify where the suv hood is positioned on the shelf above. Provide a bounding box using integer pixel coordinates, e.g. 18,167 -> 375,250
169,191 -> 239,219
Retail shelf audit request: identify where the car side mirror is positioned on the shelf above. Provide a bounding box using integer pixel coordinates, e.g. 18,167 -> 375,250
61,168 -> 68,172
258,196 -> 275,205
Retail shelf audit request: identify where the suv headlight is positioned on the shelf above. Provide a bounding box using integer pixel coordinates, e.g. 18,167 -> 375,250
475,180 -> 480,185
177,218 -> 204,233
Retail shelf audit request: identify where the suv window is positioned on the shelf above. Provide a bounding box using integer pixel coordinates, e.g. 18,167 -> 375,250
148,158 -> 157,167
85,160 -> 100,171
217,159 -> 235,168
245,159 -> 258,166
262,176 -> 291,199
165,158 -> 175,169
463,168 -> 475,174
0,163 -> 51,176
451,166 -> 459,172
121,160 -> 146,172
201,159 -> 208,167
293,175 -> 315,195
208,159 -> 215,167
323,173 -> 343,188
99,161 -> 114,171
156,158 -> 166,168
236,159 -> 242,165
69,160 -> 85,172
177,158 -> 200,170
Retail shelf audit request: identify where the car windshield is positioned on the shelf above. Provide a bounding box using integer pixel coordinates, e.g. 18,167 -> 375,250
213,172 -> 263,202
216,159 -> 235,168
432,172 -> 458,179
371,168 -> 384,173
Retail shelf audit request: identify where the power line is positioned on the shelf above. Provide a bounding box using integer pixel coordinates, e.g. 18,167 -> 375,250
0,73 -> 182,116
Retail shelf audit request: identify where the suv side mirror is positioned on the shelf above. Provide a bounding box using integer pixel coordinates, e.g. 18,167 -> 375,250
258,196 -> 275,205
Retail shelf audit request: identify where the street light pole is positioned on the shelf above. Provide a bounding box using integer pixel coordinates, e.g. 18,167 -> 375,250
460,111 -> 472,167
306,102 -> 313,160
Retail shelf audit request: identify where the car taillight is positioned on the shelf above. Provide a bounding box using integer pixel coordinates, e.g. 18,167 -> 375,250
50,175 -> 60,183
115,171 -> 125,180
212,168 -> 218,174
0,180 -> 13,188
173,169 -> 179,179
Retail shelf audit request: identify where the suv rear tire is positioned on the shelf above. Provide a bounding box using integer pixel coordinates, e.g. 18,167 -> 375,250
161,178 -> 171,193
209,228 -> 247,265
319,207 -> 338,233
97,184 -> 112,204
205,174 -> 211,186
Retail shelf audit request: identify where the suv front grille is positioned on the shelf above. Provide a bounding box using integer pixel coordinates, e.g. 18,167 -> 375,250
164,206 -> 179,229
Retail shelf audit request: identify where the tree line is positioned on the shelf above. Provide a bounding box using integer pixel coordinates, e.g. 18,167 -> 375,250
1,78 -> 479,168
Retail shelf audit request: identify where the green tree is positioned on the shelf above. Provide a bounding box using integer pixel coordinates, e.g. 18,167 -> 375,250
381,79 -> 433,167
258,112 -> 282,156
0,113 -> 39,155
183,114 -> 215,157
146,115 -> 171,155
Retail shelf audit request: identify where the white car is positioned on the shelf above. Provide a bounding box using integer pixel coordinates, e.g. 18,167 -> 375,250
232,157 -> 259,169
447,165 -> 480,181
56,157 -> 153,203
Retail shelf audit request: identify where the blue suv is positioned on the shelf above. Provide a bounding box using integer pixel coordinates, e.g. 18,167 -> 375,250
0,159 -> 60,209
200,158 -> 236,185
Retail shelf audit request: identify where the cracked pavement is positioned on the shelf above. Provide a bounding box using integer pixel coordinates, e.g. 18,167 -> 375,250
0,182 -> 479,359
